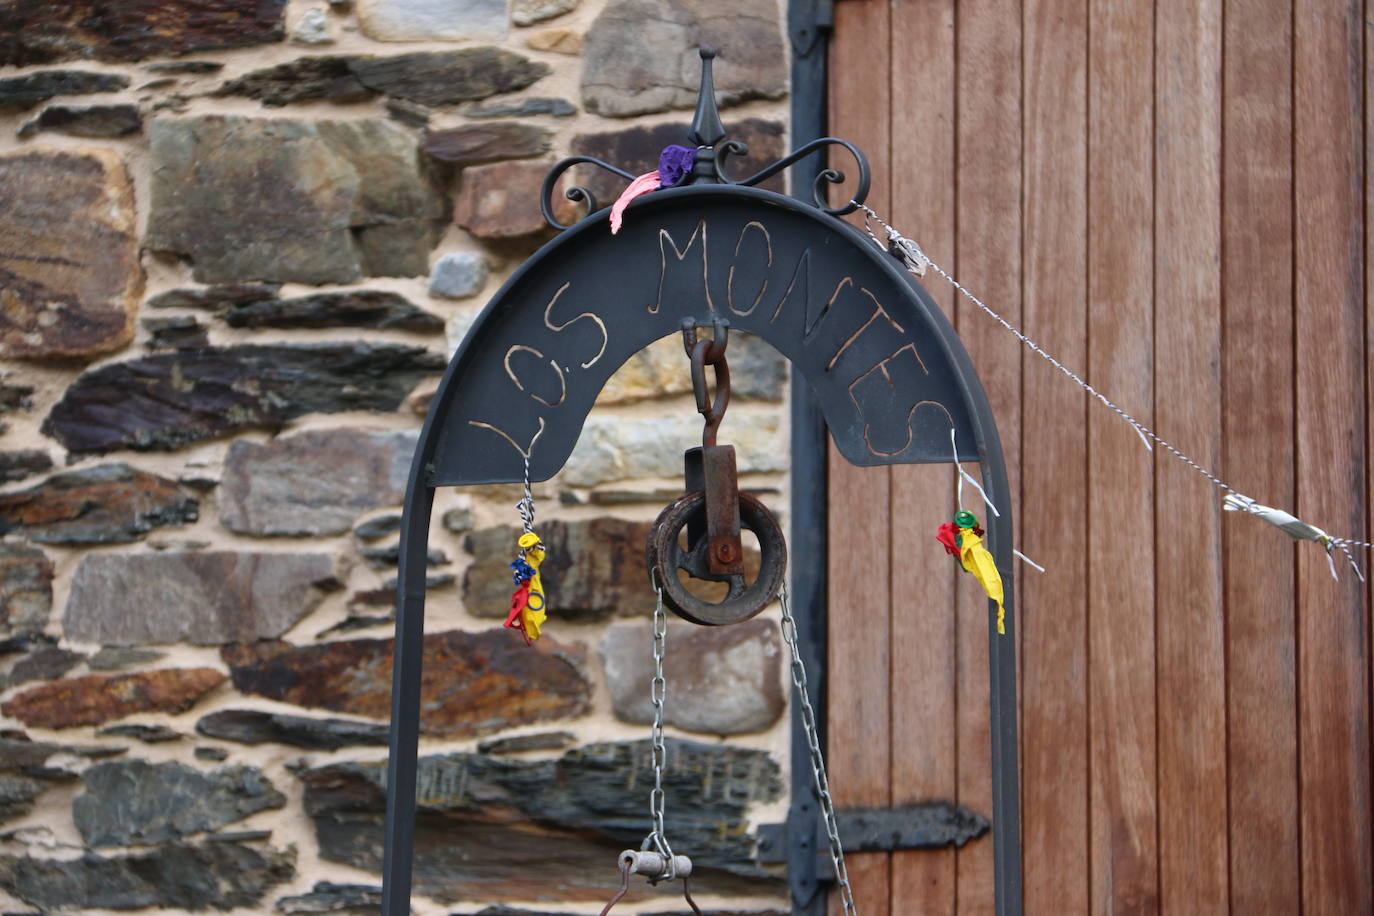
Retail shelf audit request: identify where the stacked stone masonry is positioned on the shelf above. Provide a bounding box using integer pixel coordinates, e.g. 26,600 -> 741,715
0,0 -> 792,913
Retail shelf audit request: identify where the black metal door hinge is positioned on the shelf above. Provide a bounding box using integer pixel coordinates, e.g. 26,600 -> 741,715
789,0 -> 833,59
757,802 -> 990,908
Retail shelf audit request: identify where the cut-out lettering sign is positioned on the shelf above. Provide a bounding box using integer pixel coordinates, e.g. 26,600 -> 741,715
428,186 -> 985,485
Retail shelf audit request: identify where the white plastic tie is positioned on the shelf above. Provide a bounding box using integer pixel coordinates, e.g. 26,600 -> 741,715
951,428 -> 1001,518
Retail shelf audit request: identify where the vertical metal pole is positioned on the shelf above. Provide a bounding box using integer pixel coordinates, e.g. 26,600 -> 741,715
787,2 -> 833,912
380,471 -> 436,916
981,455 -> 1023,916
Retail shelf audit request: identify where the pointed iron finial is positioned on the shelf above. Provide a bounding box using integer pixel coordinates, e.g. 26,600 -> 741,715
688,47 -> 726,148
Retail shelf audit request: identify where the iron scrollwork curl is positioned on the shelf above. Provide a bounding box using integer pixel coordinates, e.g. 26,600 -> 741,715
538,48 -> 870,229
719,137 -> 871,216
540,155 -> 637,230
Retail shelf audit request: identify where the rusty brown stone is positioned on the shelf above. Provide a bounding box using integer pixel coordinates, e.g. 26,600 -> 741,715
455,160 -> 564,239
422,121 -> 551,165
0,463 -> 198,545
1,668 -> 226,729
0,148 -> 142,359
0,0 -> 287,67
222,630 -> 588,737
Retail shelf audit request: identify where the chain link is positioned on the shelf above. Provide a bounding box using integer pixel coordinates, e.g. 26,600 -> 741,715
779,584 -> 857,916
642,578 -> 676,880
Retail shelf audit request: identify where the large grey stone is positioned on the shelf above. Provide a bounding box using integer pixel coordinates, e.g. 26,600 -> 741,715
349,49 -> 548,106
98,723 -> 183,743
210,56 -> 372,106
218,50 -> 548,108
563,411 -> 785,486
218,290 -> 443,332
0,733 -> 127,825
277,883 -> 382,914
220,428 -> 416,536
0,0 -> 287,66
197,709 -> 390,750
300,739 -> 781,903
88,646 -> 163,671
0,71 -> 129,110
428,251 -> 489,299
2,647 -> 84,689
464,518 -> 654,621
512,0 -> 578,25
147,283 -> 281,310
582,0 -> 786,117
74,759 -> 285,846
0,840 -> 295,911
599,619 -> 784,735
292,7 -> 333,44
0,544 -> 52,634
42,343 -> 444,454
467,96 -> 576,118
0,148 -> 142,359
597,331 -> 784,405
0,450 -> 48,485
17,103 -> 142,137
0,463 -> 198,545
144,315 -> 209,349
148,116 -> 445,284
65,551 -> 338,646
358,0 -> 507,41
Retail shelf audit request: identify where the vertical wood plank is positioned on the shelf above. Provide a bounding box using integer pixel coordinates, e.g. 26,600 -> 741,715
1220,0 -> 1301,910
1293,1 -> 1372,912
1153,0 -> 1228,912
954,0 -> 1023,911
1020,0 -> 1091,911
1087,0 -> 1159,911
828,1 -> 892,913
889,0 -> 960,909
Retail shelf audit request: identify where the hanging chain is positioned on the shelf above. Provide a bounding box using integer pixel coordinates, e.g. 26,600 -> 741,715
642,576 -> 677,880
779,584 -> 858,916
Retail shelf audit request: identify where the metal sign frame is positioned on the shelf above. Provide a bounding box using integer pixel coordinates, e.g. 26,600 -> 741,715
381,50 -> 1022,916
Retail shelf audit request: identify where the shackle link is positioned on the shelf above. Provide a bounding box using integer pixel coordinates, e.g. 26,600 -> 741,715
681,317 -> 731,446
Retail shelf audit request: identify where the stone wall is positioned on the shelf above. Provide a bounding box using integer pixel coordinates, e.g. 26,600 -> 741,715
0,1 -> 792,913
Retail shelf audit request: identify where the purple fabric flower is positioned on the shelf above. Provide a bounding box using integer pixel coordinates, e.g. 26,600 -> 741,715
658,145 -> 696,187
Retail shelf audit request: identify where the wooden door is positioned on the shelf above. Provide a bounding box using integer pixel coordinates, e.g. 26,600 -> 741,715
826,1 -> 1372,913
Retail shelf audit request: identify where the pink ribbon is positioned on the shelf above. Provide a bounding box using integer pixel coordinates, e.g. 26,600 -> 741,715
610,170 -> 662,234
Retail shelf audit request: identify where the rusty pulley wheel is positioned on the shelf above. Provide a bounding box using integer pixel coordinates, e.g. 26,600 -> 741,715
646,490 -> 786,626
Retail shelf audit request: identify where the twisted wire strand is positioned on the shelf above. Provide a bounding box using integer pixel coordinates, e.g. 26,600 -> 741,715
852,202 -> 1372,576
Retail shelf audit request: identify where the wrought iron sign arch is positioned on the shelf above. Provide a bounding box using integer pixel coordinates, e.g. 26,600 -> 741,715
383,50 -> 1022,916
